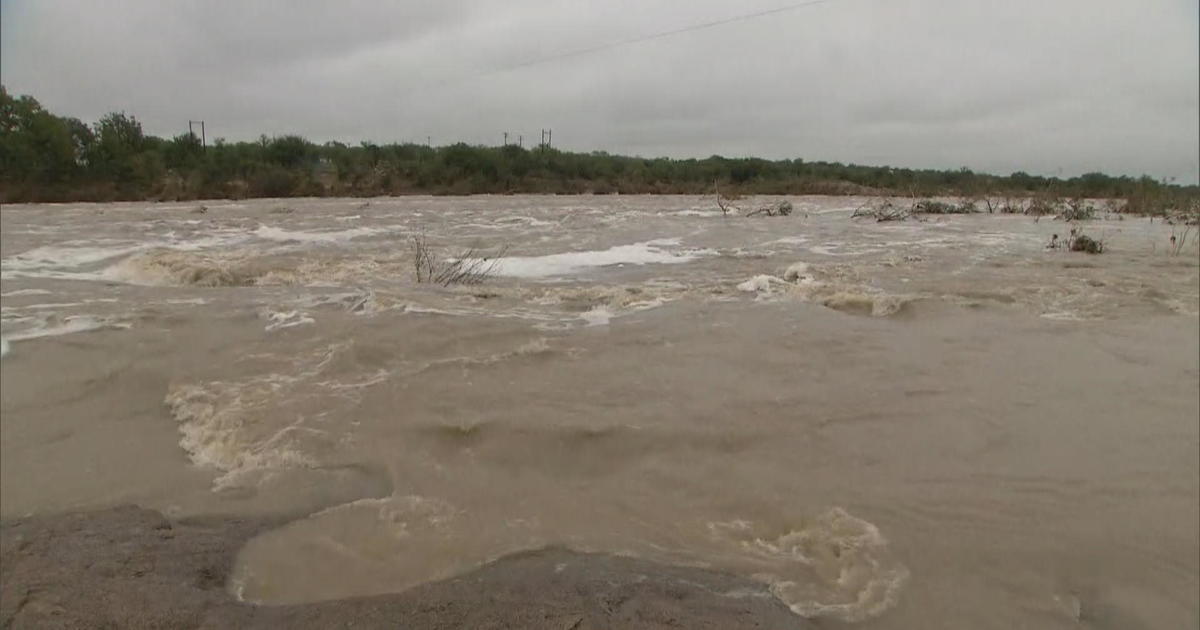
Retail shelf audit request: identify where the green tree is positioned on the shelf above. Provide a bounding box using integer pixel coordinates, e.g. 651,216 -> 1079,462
89,111 -> 146,182
0,87 -> 80,183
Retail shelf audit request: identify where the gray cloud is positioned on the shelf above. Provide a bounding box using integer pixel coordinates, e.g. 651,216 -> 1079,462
3,0 -> 1197,182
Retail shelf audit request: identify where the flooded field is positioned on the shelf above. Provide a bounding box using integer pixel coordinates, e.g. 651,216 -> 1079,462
1,195 -> 1197,628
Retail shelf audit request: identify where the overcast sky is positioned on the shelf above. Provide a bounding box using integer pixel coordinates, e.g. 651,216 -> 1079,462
3,0 -> 1198,182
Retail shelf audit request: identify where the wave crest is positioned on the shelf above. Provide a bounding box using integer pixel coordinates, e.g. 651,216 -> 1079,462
710,507 -> 908,622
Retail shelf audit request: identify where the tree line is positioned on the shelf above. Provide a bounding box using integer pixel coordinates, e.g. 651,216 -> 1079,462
2,86 -> 1195,207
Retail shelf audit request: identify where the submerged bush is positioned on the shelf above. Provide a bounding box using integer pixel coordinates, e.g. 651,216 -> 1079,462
1070,234 -> 1104,254
915,199 -> 977,214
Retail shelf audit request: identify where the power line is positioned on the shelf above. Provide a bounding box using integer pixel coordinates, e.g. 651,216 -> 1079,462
401,0 -> 861,134
450,0 -> 859,84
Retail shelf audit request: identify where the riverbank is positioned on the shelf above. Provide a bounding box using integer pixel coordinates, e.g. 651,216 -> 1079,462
0,506 -> 807,629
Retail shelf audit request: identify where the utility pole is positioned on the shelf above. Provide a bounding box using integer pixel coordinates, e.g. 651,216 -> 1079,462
548,128 -> 552,149
188,120 -> 206,150
503,131 -> 509,147
518,135 -> 523,148
427,136 -> 432,147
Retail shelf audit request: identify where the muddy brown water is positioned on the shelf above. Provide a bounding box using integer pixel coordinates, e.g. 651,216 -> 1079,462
2,196 -> 1197,628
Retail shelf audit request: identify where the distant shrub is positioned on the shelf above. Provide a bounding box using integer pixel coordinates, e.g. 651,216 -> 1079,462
1026,197 -> 1058,217
3,85 -> 1199,203
250,167 -> 297,198
1057,203 -> 1096,222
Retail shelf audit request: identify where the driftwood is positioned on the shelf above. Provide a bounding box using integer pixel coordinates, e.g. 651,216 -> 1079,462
851,194 -> 989,222
745,201 -> 793,217
851,198 -> 923,222
714,181 -> 795,217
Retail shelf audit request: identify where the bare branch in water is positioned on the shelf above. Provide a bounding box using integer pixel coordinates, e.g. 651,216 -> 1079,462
411,234 -> 507,286
852,197 -> 922,222
715,180 -> 740,217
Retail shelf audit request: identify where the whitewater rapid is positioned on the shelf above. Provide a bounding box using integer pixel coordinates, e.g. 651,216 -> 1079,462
2,196 -> 1196,627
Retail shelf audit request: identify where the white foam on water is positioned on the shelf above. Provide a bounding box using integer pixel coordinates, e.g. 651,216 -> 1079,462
12,302 -> 94,310
0,232 -> 251,281
0,337 -> 9,358
403,303 -> 485,317
165,381 -> 319,484
263,310 -> 316,332
100,250 -> 250,287
2,315 -> 131,342
737,275 -> 785,294
782,262 -> 812,281
707,507 -> 908,623
405,337 -> 557,376
2,244 -> 146,275
492,215 -> 557,228
1040,310 -> 1087,321
765,236 -> 809,246
0,314 -> 38,326
0,289 -> 53,297
163,344 -> 351,488
738,263 -> 913,317
253,225 -> 381,244
809,243 -> 887,257
579,305 -> 615,326
492,239 -> 710,278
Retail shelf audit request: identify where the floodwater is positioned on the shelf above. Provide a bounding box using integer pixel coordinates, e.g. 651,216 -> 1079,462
1,195 -> 1197,628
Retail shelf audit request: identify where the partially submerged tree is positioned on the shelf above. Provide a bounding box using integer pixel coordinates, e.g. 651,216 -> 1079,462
1056,196 -> 1096,221
714,179 -> 795,217
715,179 -> 736,217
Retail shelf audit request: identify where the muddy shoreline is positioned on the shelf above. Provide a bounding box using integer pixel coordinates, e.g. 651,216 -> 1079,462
0,506 -> 810,629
